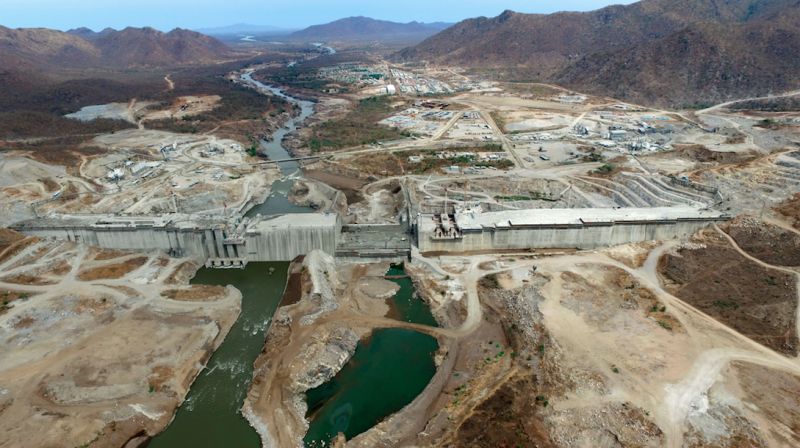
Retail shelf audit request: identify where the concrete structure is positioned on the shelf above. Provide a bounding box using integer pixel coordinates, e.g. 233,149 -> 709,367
609,130 -> 628,141
417,207 -> 728,253
12,213 -> 341,267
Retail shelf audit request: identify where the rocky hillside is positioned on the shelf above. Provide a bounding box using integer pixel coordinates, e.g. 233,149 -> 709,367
66,27 -> 116,39
289,16 -> 444,40
0,25 -> 235,70
393,0 -> 800,106
554,5 -> 800,108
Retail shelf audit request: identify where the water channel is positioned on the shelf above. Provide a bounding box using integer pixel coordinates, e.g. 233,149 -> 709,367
146,263 -> 289,448
385,265 -> 439,327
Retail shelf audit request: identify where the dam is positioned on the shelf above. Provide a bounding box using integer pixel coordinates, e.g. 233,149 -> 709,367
416,206 -> 729,253
11,206 -> 729,264
11,212 -> 341,267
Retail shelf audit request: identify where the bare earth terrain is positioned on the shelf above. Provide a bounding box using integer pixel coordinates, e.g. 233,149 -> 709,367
0,231 -> 240,448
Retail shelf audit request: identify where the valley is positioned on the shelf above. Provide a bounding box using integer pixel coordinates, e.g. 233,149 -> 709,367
1,2 -> 800,448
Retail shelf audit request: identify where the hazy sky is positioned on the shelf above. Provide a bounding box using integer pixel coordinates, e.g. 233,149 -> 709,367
1,0 -> 637,31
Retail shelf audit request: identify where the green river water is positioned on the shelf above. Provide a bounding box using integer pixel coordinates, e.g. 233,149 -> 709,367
385,265 -> 439,328
303,328 -> 439,447
146,263 -> 289,448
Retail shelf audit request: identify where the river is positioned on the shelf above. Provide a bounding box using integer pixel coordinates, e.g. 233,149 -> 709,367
148,65 -> 438,448
241,71 -> 316,217
145,263 -> 289,448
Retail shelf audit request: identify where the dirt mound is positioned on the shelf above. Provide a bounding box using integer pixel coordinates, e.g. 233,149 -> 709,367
775,193 -> 800,230
732,361 -> 800,444
77,256 -> 148,280
161,285 -> 227,301
659,232 -> 798,355
449,372 -> 554,448
721,217 -> 800,266
163,260 -> 202,285
304,170 -> 367,204
674,144 -> 755,165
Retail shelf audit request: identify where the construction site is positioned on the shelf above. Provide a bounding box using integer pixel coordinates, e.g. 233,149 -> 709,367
2,54 -> 800,448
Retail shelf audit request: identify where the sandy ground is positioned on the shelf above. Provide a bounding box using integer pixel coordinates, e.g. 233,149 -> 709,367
0,236 -> 240,448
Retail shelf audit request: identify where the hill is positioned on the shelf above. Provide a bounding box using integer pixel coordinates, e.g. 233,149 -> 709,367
95,27 -> 235,66
289,16 -> 445,40
0,25 -> 235,71
66,27 -> 116,39
553,5 -> 800,108
393,0 -> 800,106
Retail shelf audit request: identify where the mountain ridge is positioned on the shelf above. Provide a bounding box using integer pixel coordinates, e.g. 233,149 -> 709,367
289,16 -> 450,40
393,0 -> 800,106
0,25 -> 235,71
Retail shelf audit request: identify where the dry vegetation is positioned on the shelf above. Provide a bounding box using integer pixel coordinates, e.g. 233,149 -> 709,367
341,147 -> 512,178
0,235 -> 39,266
305,96 -> 410,152
0,290 -> 35,316
77,255 -> 149,280
659,231 -> 798,355
721,217 -> 800,266
161,284 -> 228,301
0,112 -> 135,140
93,248 -> 134,261
143,78 -> 292,148
1,274 -> 54,285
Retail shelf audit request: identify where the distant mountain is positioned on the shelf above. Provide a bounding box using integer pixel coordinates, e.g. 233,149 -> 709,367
289,16 -> 446,40
66,27 -> 116,39
95,27 -> 235,66
193,23 -> 290,36
420,22 -> 455,30
393,0 -> 800,107
0,25 -> 235,71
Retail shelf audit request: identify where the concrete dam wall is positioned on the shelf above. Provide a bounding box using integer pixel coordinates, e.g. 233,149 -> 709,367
12,213 -> 341,266
417,207 -> 729,253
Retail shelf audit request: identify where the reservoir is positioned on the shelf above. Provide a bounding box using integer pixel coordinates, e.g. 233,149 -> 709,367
145,263 -> 289,448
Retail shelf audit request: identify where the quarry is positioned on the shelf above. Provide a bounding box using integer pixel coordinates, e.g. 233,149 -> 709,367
3,50 -> 800,448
